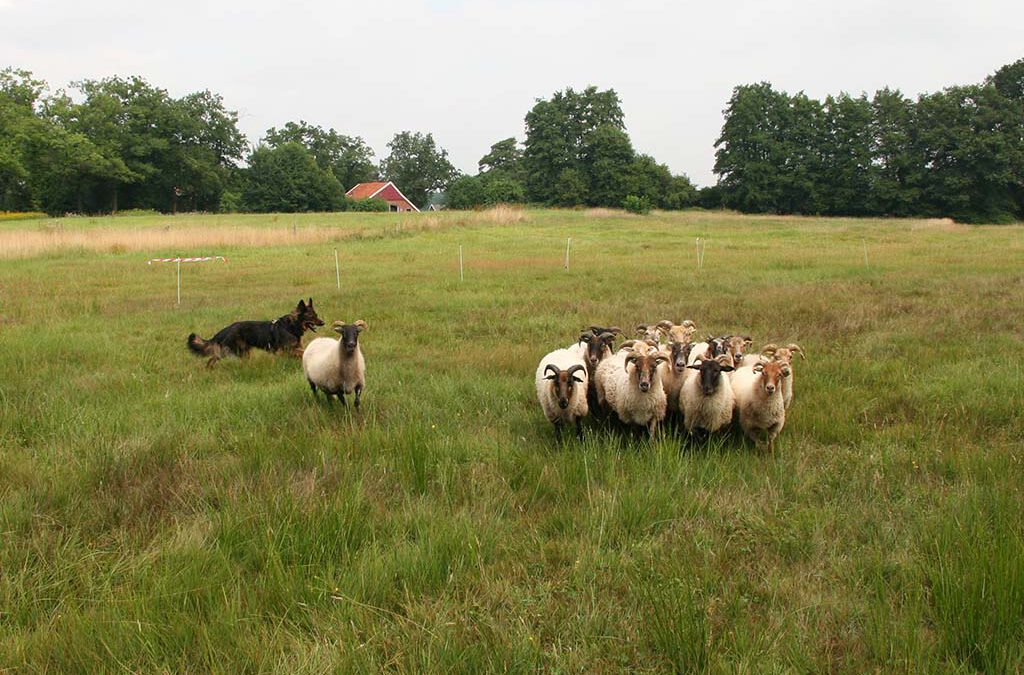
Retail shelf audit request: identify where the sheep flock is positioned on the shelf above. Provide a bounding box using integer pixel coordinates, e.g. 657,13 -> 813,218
536,320 -> 805,451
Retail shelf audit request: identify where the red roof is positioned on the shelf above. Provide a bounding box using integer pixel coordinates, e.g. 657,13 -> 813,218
345,181 -> 420,212
346,182 -> 389,199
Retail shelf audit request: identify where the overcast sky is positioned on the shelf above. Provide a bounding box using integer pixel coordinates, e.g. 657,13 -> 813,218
3,0 -> 1022,186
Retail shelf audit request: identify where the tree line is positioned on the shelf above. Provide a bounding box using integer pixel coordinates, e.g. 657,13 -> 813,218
0,69 -> 460,215
3,60 -> 1022,220
712,59 -> 1024,223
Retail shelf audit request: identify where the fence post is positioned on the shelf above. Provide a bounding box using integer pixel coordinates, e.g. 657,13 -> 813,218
334,249 -> 341,290
459,245 -> 464,282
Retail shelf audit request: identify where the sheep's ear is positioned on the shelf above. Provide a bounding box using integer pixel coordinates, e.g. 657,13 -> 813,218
720,364 -> 735,372
354,320 -> 367,331
753,362 -> 764,373
686,363 -> 702,371
571,375 -> 585,384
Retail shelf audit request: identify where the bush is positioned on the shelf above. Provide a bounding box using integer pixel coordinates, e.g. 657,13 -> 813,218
622,195 -> 651,215
347,197 -> 389,212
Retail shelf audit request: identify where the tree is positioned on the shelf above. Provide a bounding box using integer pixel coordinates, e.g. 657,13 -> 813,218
714,82 -> 794,213
523,86 -> 625,204
990,58 -> 1024,101
446,175 -> 486,209
820,93 -> 873,215
869,88 -> 922,216
241,142 -> 345,213
915,84 -> 1023,222
581,124 -> 635,206
479,137 -> 523,177
264,120 -> 376,190
379,131 -> 458,208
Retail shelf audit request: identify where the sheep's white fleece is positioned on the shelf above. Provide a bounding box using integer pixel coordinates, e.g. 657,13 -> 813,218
595,350 -> 667,434
730,366 -> 786,447
302,336 -> 365,394
680,367 -> 735,433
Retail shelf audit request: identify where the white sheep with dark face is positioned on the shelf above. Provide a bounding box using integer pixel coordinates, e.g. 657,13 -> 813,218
680,353 -> 736,442
302,320 -> 367,407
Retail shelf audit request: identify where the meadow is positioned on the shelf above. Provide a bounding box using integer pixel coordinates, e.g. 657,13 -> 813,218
0,208 -> 1022,673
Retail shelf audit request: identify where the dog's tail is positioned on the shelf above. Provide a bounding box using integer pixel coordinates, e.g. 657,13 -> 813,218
187,333 -> 216,357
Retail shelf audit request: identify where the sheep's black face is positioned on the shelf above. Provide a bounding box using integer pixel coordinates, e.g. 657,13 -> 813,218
333,323 -> 363,354
689,359 -> 734,396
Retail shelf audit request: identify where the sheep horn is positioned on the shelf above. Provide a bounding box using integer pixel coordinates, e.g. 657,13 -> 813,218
544,364 -> 561,379
331,320 -> 345,330
761,343 -> 779,356
578,332 -> 592,344
656,320 -> 674,330
598,332 -> 616,344
681,320 -> 696,328
566,364 -> 586,380
607,326 -> 622,335
619,340 -> 638,351
787,343 -> 806,358
354,319 -> 367,330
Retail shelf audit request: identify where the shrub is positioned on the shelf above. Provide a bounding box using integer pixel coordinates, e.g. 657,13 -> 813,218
622,195 -> 651,215
348,198 -> 389,212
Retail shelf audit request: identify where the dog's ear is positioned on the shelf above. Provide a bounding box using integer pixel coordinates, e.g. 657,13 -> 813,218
307,297 -> 313,307
297,299 -> 306,310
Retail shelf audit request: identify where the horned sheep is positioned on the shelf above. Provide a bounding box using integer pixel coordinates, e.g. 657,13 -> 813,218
302,320 -> 367,407
535,348 -> 589,441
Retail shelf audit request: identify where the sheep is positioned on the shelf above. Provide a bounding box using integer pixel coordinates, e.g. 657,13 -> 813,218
570,326 -> 622,376
760,343 -> 805,409
595,343 -> 669,437
687,334 -> 752,367
634,322 -> 667,344
658,339 -> 694,415
680,353 -> 736,442
730,360 -> 790,451
302,320 -> 367,407
662,320 -> 699,345
535,349 -> 589,441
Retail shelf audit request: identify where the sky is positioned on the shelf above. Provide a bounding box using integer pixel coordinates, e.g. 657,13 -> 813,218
2,0 -> 1022,186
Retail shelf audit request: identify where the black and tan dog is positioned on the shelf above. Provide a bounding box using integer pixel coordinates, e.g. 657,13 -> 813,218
187,298 -> 324,367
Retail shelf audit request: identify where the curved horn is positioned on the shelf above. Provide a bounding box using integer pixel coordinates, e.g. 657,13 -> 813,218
607,326 -> 622,335
787,343 -> 806,358
566,364 -> 586,380
354,319 -> 367,330
760,343 -> 779,356
619,339 -> 638,351
543,364 -> 561,379
656,320 -> 674,330
635,324 -> 649,335
331,320 -> 346,330
578,332 -> 592,344
598,331 -> 616,344
681,319 -> 696,328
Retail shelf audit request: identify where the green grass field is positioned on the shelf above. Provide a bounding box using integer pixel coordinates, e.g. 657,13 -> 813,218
1,208 -> 1022,673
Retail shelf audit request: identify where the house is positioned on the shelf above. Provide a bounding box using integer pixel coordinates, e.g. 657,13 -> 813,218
426,191 -> 446,211
345,181 -> 420,212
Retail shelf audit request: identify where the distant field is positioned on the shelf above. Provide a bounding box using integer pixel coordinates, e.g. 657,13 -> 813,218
1,208 -> 1022,672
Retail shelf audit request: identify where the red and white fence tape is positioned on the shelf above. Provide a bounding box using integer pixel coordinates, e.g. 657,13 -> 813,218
147,256 -> 227,264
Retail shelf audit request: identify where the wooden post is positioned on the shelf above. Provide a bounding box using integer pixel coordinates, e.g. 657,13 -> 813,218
176,259 -> 181,306
334,249 -> 341,290
459,245 -> 464,282
564,237 -> 571,271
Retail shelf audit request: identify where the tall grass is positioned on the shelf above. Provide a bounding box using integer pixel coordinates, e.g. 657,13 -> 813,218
0,209 -> 1021,671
